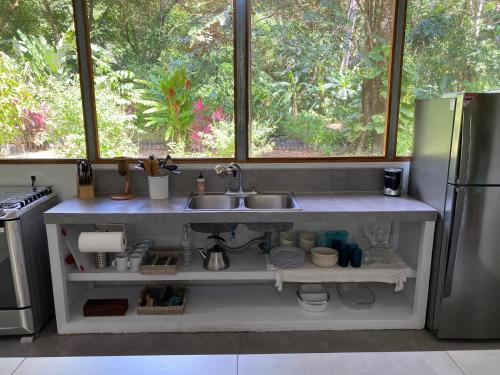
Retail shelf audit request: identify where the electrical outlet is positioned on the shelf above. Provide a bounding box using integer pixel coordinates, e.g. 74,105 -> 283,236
29,172 -> 45,184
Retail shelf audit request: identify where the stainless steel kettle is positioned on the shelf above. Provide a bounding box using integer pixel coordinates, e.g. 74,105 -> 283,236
198,236 -> 230,271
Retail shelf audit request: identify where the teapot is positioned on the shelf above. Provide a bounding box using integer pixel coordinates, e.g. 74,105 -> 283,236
198,235 -> 230,271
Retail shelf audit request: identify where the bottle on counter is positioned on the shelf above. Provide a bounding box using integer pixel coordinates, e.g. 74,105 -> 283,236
196,173 -> 206,194
181,224 -> 194,266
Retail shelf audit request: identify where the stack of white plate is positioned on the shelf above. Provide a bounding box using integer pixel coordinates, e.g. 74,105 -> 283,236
269,246 -> 306,269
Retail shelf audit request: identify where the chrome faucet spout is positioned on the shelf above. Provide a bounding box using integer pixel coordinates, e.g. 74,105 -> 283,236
214,163 -> 253,196
230,163 -> 243,193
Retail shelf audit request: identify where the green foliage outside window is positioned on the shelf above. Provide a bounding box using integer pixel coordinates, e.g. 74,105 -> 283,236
397,0 -> 499,156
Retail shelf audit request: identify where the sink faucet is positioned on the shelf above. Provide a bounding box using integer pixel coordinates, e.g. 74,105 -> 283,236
214,163 -> 256,196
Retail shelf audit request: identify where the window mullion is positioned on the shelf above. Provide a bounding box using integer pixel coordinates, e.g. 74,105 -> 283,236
234,0 -> 249,161
73,0 -> 98,161
386,0 -> 407,159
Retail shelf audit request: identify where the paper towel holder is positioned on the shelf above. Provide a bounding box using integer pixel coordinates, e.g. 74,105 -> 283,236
78,224 -> 128,253
94,223 -> 126,234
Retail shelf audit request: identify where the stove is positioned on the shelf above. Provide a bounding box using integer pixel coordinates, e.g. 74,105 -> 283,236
0,187 -> 54,220
0,186 -> 57,337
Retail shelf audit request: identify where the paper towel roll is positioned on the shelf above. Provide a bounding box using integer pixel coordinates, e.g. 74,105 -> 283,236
78,232 -> 127,253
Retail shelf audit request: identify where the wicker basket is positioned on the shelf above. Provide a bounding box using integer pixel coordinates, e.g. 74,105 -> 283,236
137,286 -> 188,315
139,250 -> 180,275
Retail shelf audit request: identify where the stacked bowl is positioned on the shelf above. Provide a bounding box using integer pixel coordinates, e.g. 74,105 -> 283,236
310,247 -> 339,268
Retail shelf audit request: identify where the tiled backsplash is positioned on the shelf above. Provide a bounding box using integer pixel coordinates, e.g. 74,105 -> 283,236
94,167 -> 387,195
0,163 -> 408,199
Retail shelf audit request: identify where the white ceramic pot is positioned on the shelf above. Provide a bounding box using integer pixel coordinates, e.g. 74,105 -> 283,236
148,175 -> 169,200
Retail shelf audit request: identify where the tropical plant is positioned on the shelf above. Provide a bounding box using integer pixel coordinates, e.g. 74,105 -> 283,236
0,52 -> 33,146
13,31 -> 69,80
138,68 -> 195,146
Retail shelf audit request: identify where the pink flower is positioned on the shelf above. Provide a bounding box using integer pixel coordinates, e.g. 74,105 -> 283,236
212,106 -> 226,122
191,132 -> 201,142
193,99 -> 206,113
203,125 -> 212,134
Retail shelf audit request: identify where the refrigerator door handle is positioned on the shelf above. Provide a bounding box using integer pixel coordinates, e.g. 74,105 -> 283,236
457,115 -> 473,185
443,187 -> 467,297
4,220 -> 31,308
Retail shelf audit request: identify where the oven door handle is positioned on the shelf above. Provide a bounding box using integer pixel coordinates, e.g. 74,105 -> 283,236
4,220 -> 31,308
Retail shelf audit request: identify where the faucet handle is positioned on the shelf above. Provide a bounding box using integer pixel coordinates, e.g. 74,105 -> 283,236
224,184 -> 232,193
248,184 -> 257,193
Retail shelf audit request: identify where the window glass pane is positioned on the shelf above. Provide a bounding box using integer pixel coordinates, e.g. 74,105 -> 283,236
0,0 -> 85,159
397,0 -> 499,156
88,0 -> 234,159
250,0 -> 394,158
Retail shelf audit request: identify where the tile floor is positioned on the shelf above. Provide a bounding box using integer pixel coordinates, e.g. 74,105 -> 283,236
1,320 -> 500,357
1,350 -> 499,375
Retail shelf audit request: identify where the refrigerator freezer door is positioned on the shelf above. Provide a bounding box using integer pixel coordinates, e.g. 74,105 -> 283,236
449,93 -> 500,185
409,98 -> 457,331
410,98 -> 456,210
436,186 -> 500,338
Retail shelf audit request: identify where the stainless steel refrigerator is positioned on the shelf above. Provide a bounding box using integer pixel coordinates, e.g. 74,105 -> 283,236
409,92 -> 500,339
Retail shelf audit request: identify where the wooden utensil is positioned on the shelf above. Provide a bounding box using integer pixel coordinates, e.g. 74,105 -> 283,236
151,157 -> 160,177
110,158 -> 135,200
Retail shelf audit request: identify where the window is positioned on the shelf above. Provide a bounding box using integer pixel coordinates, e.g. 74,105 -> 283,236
250,0 -> 396,158
87,0 -> 235,159
4,1 -> 493,162
0,0 -> 85,159
396,0 -> 499,156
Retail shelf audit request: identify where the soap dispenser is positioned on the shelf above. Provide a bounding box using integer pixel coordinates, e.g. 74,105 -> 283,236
196,173 -> 206,194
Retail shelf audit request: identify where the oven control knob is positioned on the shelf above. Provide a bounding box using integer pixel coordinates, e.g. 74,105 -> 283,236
0,208 -> 5,217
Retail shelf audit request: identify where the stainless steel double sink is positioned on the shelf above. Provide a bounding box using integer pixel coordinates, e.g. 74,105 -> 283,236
184,192 -> 300,211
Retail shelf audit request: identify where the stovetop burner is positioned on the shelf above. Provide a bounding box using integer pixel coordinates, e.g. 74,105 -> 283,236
0,186 -> 53,210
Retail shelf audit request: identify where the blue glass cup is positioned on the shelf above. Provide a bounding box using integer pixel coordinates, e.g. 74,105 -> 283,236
335,240 -> 350,267
317,230 -> 349,248
327,230 -> 349,246
346,242 -> 363,268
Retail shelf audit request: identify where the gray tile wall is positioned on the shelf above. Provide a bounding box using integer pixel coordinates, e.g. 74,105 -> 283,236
94,167 -> 386,195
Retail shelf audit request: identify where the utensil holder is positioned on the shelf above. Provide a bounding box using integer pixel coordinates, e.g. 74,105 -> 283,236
77,183 -> 95,200
148,175 -> 169,199
95,252 -> 109,269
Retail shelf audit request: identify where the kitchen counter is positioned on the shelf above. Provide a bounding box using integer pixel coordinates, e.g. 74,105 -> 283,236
44,192 -> 437,224
45,191 -> 437,334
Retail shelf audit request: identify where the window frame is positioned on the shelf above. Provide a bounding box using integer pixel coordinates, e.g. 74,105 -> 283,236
0,0 -> 410,164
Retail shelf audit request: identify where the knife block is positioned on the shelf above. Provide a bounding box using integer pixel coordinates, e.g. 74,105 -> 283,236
77,180 -> 95,200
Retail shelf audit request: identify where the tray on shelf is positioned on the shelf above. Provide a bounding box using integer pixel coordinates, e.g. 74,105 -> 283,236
139,250 -> 180,275
137,285 -> 188,315
83,298 -> 128,316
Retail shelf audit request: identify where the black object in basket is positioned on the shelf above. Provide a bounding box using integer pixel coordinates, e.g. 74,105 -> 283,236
137,286 -> 188,315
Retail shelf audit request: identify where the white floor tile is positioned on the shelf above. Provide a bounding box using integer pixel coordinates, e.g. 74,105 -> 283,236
0,358 -> 24,375
13,355 -> 237,375
238,352 -> 464,375
448,350 -> 500,375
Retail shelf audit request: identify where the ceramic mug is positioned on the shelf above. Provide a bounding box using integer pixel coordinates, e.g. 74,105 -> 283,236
279,231 -> 297,246
128,253 -> 143,272
134,244 -> 149,255
112,252 -> 129,272
298,232 -> 315,253
138,239 -> 153,249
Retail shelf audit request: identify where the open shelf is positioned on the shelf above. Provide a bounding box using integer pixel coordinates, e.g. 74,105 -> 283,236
67,250 -> 273,282
61,283 -> 418,334
66,248 -> 416,283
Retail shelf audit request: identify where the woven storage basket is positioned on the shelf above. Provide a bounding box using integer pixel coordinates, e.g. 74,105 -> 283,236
137,286 -> 188,315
